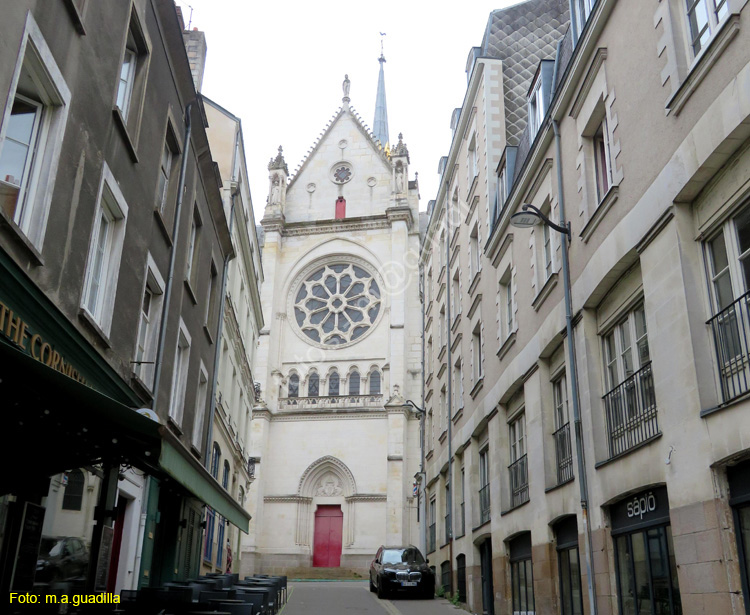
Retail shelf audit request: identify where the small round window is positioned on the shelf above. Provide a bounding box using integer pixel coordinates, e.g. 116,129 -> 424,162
331,163 -> 353,184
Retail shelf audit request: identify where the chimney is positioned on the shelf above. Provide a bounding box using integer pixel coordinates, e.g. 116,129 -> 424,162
181,27 -> 208,92
175,4 -> 185,31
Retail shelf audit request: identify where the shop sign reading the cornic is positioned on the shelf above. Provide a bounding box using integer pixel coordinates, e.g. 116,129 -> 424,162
0,300 -> 87,385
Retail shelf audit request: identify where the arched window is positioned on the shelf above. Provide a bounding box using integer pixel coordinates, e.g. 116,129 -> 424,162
329,372 -> 339,396
370,370 -> 381,394
222,460 -> 230,489
288,373 -> 299,398
238,486 -> 245,507
211,443 -> 221,479
308,372 -> 319,396
62,470 -> 84,511
349,371 -> 360,395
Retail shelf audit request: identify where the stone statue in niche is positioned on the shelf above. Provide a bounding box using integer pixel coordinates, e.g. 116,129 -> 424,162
270,175 -> 281,205
315,473 -> 343,497
395,165 -> 405,193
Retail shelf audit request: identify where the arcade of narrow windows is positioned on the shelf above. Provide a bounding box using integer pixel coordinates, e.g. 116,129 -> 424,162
284,367 -> 382,398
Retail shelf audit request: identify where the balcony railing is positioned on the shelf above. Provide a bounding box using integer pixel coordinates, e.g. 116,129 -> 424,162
708,291 -> 750,403
553,422 -> 573,485
602,361 -> 659,459
444,514 -> 452,542
279,393 -> 383,410
428,523 -> 436,553
478,484 -> 491,525
508,454 -> 529,508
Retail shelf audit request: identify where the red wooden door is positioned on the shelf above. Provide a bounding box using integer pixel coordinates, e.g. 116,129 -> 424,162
312,505 -> 343,567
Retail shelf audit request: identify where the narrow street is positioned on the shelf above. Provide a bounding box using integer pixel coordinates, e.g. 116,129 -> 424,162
282,581 -> 463,615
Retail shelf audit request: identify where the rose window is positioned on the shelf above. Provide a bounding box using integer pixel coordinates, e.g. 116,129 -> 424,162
293,263 -> 382,346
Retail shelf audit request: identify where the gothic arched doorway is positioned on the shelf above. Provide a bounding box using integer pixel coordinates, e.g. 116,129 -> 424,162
295,456 -> 357,563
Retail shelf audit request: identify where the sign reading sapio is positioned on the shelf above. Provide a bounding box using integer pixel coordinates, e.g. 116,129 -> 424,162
611,485 -> 670,535
627,491 -> 658,520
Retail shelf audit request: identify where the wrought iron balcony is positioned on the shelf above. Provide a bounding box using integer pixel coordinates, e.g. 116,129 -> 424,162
708,292 -> 750,403
478,484 -> 491,525
428,523 -> 436,553
553,422 -> 573,485
602,361 -> 659,459
279,393 -> 383,410
508,454 -> 529,508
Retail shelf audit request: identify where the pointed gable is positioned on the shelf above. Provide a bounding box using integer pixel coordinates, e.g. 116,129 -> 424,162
283,105 -> 395,224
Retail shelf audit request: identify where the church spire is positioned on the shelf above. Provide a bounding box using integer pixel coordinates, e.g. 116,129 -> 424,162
373,35 -> 390,149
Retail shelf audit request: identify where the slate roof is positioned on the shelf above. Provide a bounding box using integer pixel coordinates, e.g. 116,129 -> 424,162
481,0 -> 569,146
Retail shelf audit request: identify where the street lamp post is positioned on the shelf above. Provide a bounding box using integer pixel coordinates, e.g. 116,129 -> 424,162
510,202 -> 598,615
405,400 -> 426,553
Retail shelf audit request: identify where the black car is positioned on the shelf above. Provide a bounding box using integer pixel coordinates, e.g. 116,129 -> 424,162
35,536 -> 89,586
369,545 -> 434,599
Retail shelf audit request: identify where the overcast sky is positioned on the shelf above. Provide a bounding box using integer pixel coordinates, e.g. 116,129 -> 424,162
175,0 -> 516,223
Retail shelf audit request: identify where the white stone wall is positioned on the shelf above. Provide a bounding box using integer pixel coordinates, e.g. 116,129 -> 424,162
246,101 -> 422,574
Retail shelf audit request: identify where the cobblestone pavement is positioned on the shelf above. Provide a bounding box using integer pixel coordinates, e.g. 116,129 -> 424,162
282,581 -> 465,615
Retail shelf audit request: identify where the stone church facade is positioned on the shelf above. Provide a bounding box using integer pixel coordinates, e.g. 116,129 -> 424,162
240,76 -> 424,575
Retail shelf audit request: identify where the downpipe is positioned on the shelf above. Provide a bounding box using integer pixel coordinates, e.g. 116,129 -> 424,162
553,119 -> 598,615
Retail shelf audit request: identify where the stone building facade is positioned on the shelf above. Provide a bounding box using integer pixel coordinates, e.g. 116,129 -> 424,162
243,76 -> 423,575
0,0 -> 247,593
200,95 -> 264,575
421,1 -> 750,614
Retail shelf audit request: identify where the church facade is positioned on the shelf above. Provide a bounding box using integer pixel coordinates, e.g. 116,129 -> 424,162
241,72 -> 424,575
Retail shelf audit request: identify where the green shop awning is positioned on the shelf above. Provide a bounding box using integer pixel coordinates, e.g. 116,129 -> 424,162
0,339 -> 250,532
157,433 -> 250,532
0,338 -> 162,494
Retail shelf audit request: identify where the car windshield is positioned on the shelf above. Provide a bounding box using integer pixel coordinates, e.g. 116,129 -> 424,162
381,548 -> 425,565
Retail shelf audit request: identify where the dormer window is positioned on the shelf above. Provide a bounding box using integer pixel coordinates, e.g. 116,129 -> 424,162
450,108 -> 461,137
527,60 -> 554,138
528,80 -> 544,136
493,146 -> 518,228
574,0 -> 595,40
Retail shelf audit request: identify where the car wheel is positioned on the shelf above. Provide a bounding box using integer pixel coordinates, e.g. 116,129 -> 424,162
369,576 -> 376,592
376,577 -> 388,599
423,585 -> 434,599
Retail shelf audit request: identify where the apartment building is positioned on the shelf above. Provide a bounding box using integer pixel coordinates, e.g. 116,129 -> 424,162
201,95 -> 265,575
0,0 -> 248,593
421,1 -> 750,614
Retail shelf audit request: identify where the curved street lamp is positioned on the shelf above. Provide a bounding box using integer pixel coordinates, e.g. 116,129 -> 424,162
510,202 -> 598,615
510,203 -> 571,237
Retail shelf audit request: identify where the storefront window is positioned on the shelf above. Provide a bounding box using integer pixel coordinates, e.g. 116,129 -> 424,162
728,460 -> 750,606
611,487 -> 682,615
509,532 -> 535,615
